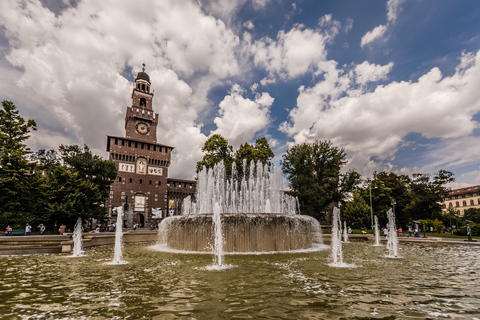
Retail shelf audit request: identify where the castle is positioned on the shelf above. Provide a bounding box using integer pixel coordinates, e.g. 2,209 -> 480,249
105,65 -> 194,228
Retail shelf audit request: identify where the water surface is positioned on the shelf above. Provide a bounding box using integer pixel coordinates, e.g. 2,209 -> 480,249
0,242 -> 479,319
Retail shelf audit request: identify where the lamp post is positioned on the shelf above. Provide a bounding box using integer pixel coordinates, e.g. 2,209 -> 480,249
391,198 -> 396,214
369,184 -> 374,229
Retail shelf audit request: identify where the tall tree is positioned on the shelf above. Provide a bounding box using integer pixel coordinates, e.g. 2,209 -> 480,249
0,101 -> 38,227
196,134 -> 234,174
58,144 -> 117,198
341,191 -> 371,229
281,140 -> 361,222
234,137 -> 274,176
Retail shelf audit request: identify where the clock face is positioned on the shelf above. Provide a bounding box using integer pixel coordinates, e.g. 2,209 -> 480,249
136,122 -> 150,135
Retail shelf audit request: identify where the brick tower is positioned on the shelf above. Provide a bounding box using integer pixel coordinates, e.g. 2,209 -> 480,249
106,65 -> 194,228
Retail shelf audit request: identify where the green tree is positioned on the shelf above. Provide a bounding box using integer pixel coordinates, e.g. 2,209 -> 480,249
58,144 -> 117,198
405,170 -> 454,221
196,134 -> 234,174
341,191 -> 371,229
0,101 -> 38,228
234,137 -> 274,177
464,208 -> 480,223
281,140 -> 361,222
196,135 -> 274,178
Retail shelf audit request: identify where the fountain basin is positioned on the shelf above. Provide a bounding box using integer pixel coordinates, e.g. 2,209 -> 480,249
160,213 -> 321,252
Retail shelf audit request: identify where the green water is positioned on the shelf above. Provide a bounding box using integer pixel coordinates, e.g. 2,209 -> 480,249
0,242 -> 479,319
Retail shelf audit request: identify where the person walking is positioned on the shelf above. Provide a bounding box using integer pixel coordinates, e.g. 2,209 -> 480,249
38,224 -> 46,235
408,226 -> 412,237
25,223 -> 32,236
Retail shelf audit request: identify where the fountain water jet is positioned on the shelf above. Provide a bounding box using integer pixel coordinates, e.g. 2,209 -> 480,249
213,203 -> 224,266
71,217 -> 84,256
330,207 -> 343,266
343,220 -> 349,243
159,161 -> 323,253
386,209 -> 399,258
108,207 -> 127,265
374,215 -> 381,246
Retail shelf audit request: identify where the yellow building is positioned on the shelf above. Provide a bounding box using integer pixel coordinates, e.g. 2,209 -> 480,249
442,185 -> 480,216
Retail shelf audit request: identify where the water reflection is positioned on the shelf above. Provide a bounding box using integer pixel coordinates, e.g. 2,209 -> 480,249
0,242 -> 479,319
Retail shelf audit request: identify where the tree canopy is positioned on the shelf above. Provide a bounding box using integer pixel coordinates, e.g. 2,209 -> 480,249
0,100 -> 116,230
196,134 -> 274,177
281,140 -> 361,222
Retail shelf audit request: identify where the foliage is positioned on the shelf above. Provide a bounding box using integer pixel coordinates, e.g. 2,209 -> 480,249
0,100 -> 116,230
196,134 -> 234,174
58,144 -> 117,198
454,222 -> 480,236
433,219 -> 445,233
340,191 -> 371,229
196,135 -> 274,177
463,208 -> 480,223
281,140 -> 361,222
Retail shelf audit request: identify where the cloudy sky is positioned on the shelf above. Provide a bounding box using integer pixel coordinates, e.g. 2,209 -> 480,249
1,0 -> 480,188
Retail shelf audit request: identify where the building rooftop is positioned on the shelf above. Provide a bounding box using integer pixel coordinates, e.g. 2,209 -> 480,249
447,185 -> 480,196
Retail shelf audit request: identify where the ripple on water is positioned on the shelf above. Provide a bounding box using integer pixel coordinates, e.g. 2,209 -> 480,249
0,242 -> 479,318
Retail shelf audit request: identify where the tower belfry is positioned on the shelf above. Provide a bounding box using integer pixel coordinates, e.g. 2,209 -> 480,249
105,64 -> 194,228
125,64 -> 158,142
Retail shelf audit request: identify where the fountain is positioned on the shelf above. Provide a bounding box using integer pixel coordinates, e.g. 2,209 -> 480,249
343,220 -> 349,243
213,203 -> 224,266
71,217 -> 84,256
109,206 -> 127,264
159,160 -> 322,253
329,207 -> 343,266
374,215 -> 381,246
386,209 -> 399,257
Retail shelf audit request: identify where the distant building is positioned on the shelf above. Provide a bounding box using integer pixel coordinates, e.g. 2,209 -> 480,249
441,185 -> 480,216
105,65 -> 194,228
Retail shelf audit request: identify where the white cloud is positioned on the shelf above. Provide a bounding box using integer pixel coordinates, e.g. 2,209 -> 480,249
354,61 -> 394,86
249,15 -> 341,81
360,24 -> 388,48
213,84 -> 274,148
243,20 -> 254,30
0,0 -> 243,179
281,50 -> 480,178
360,0 -> 404,48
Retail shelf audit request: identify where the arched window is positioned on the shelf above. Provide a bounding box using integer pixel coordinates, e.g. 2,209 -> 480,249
149,180 -> 152,185
449,202 -> 453,208
147,86 -> 149,92
158,181 -> 161,186
478,198 -> 480,205
471,200 -> 474,206
456,201 -> 459,207
140,179 -> 143,184
142,84 -> 145,91
140,98 -> 146,106
463,200 -> 467,206
137,84 -> 140,89
119,177 -> 122,182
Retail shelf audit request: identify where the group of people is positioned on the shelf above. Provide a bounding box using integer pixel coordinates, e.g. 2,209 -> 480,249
4,223 -> 58,236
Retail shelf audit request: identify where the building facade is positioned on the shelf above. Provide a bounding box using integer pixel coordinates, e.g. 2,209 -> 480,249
106,65 -> 194,228
441,185 -> 480,216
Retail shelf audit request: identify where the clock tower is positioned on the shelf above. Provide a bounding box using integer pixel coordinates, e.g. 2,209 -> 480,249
106,64 -> 195,229
125,64 -> 158,143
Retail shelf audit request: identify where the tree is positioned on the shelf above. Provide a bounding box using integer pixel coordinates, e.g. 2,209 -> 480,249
405,170 -> 454,221
234,137 -> 274,176
0,101 -> 38,228
341,191 -> 371,229
196,135 -> 274,177
464,208 -> 480,223
58,144 -> 117,198
281,140 -> 361,222
196,134 -> 234,174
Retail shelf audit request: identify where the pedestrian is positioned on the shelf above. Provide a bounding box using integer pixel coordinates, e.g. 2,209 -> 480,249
25,223 -> 32,236
408,226 -> 412,237
38,224 -> 46,235
59,224 -> 66,235
398,227 -> 403,236
133,223 -> 137,231
383,228 -> 388,237
5,225 -> 12,236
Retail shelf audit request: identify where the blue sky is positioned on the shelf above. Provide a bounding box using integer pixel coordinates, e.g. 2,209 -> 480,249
0,0 -> 480,188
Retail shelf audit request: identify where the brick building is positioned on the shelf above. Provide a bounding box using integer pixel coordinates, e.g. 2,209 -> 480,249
105,65 -> 194,228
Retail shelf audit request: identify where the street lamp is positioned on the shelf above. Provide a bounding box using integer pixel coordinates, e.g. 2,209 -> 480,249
391,198 -> 396,214
369,183 -> 378,229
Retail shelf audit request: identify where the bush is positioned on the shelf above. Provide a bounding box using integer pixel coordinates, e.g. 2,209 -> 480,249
453,222 -> 480,236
